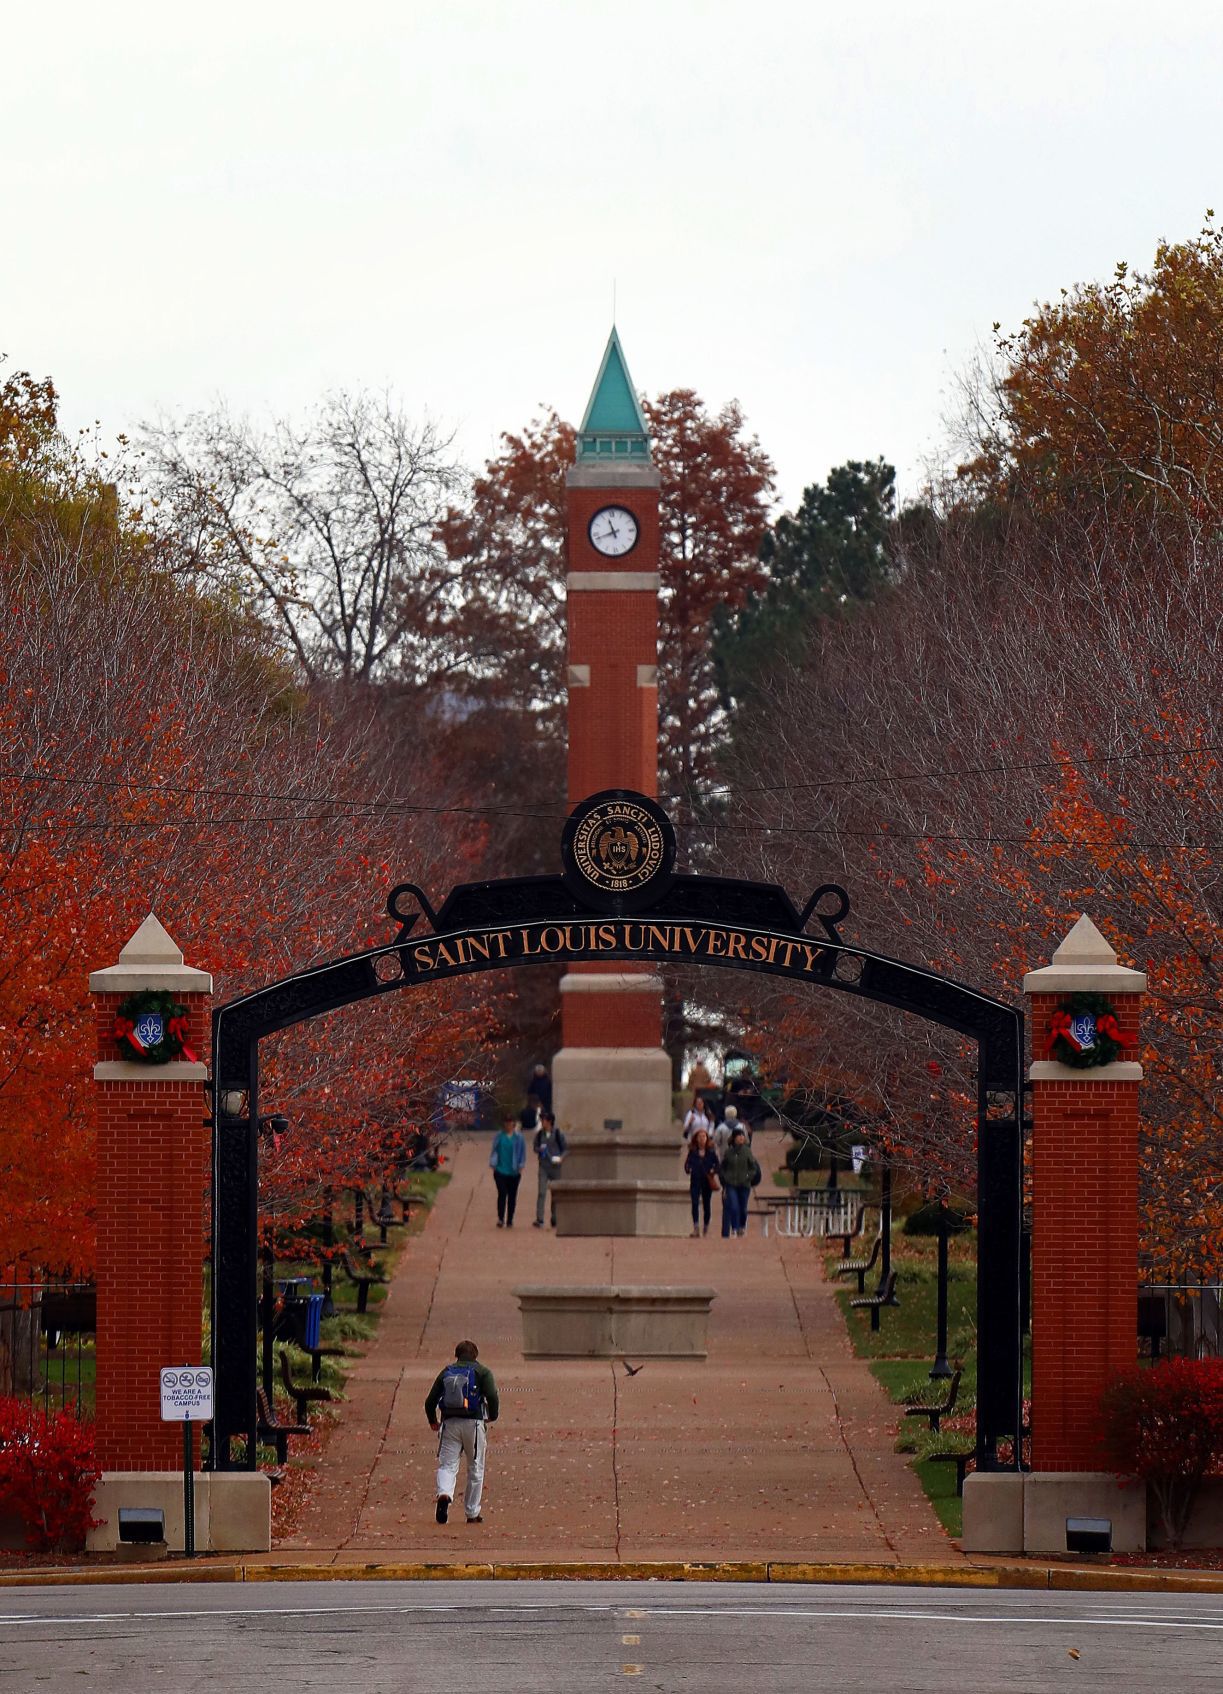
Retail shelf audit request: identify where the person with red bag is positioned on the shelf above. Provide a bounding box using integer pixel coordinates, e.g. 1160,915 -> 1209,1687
684,1127 -> 720,1237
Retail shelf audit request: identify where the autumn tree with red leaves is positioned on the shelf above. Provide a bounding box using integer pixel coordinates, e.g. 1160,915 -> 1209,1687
1,371 -> 491,1283
717,219 -> 1223,1264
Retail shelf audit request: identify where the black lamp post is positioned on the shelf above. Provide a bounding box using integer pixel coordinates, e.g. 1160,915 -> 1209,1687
879,1159 -> 893,1291
256,1114 -> 288,1402
260,1235 -> 275,1400
930,1200 -> 953,1379
321,1187 -> 335,1318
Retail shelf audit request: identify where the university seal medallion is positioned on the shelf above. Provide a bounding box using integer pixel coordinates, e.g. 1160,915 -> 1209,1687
561,789 -> 675,913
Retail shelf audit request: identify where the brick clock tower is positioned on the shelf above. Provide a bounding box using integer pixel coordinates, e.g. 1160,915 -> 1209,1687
551,330 -> 676,1173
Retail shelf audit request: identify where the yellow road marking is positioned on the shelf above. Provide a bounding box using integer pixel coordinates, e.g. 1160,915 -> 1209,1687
622,1633 -> 641,1644
621,1667 -> 643,1677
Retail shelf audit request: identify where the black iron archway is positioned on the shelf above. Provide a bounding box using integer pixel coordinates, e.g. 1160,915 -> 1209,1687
211,793 -> 1025,1473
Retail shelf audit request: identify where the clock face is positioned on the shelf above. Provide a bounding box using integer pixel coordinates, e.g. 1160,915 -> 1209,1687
588,505 -> 640,558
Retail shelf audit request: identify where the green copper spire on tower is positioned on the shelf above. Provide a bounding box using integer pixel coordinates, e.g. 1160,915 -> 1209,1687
577,327 -> 651,459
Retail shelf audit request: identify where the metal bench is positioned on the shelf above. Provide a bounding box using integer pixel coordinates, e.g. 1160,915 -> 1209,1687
926,1439 -> 974,1496
255,1386 -> 310,1465
340,1247 -> 387,1314
904,1367 -> 962,1434
277,1348 -> 333,1422
849,1268 -> 898,1331
835,1230 -> 882,1293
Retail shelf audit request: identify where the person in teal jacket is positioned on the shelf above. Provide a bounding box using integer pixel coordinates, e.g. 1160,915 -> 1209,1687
489,1118 -> 527,1227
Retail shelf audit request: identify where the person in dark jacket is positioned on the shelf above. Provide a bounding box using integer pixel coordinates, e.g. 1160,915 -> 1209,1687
684,1127 -> 720,1236
425,1339 -> 499,1524
527,1062 -> 553,1112
719,1126 -> 762,1238
532,1109 -> 568,1227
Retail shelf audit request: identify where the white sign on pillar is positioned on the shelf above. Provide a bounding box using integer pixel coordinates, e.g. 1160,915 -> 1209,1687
159,1365 -> 214,1422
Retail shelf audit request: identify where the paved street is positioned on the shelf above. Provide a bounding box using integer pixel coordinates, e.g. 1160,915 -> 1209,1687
278,1136 -> 946,1565
4,1579 -> 1223,1692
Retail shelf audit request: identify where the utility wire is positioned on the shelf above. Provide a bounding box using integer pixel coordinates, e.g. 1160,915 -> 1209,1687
723,740 -> 1223,798
4,798 -> 1219,855
1,738 -> 1220,851
2,737 -> 1216,818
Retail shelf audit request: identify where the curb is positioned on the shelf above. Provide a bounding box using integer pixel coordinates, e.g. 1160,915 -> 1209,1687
5,1558 -> 1223,1593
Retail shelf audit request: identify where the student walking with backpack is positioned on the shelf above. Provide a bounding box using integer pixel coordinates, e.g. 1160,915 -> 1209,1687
426,1339 -> 500,1524
490,1117 -> 526,1227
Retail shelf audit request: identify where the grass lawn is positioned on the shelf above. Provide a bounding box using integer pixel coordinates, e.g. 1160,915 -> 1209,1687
915,1454 -> 965,1536
830,1237 -> 977,1363
40,1339 -> 96,1420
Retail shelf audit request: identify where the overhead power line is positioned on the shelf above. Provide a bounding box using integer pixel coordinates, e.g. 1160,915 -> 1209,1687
1,782 -> 1218,855
723,740 -> 1223,798
2,736 -> 1218,819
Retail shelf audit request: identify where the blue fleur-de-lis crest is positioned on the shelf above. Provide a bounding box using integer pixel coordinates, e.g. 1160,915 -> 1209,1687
1070,1013 -> 1097,1051
134,1013 -> 164,1049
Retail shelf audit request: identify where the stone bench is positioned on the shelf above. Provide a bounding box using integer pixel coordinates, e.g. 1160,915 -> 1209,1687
515,1284 -> 716,1358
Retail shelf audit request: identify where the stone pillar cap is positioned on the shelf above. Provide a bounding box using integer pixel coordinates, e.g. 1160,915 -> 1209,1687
89,912 -> 213,995
1023,912 -> 1145,995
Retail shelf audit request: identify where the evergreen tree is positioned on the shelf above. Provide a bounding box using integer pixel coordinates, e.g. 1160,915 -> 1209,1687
714,459 -> 898,707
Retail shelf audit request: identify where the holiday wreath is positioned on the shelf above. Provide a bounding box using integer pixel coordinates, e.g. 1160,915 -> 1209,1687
1044,991 -> 1136,1069
114,990 -> 199,1064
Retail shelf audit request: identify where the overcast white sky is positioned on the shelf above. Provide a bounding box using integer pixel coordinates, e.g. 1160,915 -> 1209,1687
4,1 -> 1222,509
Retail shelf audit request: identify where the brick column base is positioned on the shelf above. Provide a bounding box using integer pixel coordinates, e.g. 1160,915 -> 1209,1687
90,915 -> 211,1472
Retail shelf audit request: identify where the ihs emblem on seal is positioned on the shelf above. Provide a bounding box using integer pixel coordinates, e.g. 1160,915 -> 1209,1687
562,790 -> 675,912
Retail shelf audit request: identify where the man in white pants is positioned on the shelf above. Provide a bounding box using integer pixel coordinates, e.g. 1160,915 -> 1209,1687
425,1339 -> 499,1524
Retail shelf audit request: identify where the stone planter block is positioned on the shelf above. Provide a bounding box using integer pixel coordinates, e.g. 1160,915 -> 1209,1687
515,1284 -> 716,1358
1023,1471 -> 1146,1554
86,1469 -> 271,1552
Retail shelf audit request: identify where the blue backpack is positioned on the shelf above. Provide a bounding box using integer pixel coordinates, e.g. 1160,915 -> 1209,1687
440,1363 -> 483,1419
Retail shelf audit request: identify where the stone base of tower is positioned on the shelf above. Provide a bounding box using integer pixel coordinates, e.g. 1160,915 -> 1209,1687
552,1045 -> 674,1137
552,1047 -> 686,1235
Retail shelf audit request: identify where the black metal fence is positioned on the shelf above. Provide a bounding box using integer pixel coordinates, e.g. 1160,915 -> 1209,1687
0,1276 -> 95,1420
1139,1283 -> 1223,1360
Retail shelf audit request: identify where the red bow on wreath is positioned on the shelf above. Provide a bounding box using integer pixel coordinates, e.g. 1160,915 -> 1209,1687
1096,1013 -> 1135,1049
114,1015 -> 135,1045
1045,1011 -> 1076,1055
168,1016 -> 199,1063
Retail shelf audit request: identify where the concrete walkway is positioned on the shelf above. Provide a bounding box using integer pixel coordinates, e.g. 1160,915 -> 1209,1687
274,1138 -> 958,1566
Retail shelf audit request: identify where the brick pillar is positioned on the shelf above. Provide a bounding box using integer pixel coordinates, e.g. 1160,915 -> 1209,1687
562,463 -> 666,1088
1025,913 -> 1144,1473
90,914 -> 211,1471
552,332 -> 673,1144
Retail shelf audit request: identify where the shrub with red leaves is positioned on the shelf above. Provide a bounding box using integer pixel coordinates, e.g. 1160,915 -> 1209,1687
0,1398 -> 100,1552
1102,1358 -> 1223,1548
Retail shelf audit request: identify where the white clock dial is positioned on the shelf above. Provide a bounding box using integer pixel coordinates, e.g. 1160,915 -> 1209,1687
588,505 -> 640,558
